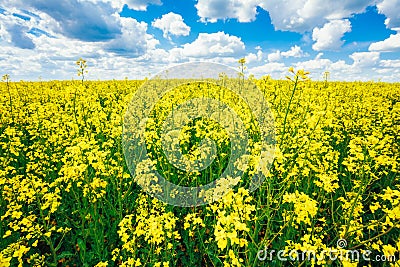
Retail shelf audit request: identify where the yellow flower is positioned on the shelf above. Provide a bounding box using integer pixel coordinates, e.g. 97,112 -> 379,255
382,244 -> 396,258
3,230 -> 12,238
94,261 -> 108,267
283,191 -> 318,225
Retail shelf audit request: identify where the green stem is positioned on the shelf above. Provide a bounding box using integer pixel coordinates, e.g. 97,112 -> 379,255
6,79 -> 14,123
31,182 -> 58,266
280,76 -> 299,148
73,85 -> 81,134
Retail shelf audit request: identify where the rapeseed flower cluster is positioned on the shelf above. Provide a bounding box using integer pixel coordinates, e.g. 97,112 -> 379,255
210,188 -> 255,266
0,68 -> 398,266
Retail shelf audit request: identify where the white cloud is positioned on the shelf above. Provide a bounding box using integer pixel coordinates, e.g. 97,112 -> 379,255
267,51 -> 281,62
0,12 -> 35,49
181,32 -> 245,58
0,6 -> 158,58
192,56 -> 239,66
312,19 -> 351,51
268,45 -> 308,62
0,22 -> 8,40
194,0 -> 373,32
380,59 -> 400,68
246,48 -> 263,63
84,0 -> 162,11
256,49 -> 263,60
249,52 -> 396,82
248,62 -> 287,77
259,0 -> 311,32
294,52 -> 395,81
0,5 -> 163,80
259,0 -> 373,32
152,12 -> 190,39
122,0 -> 162,11
369,32 -> 400,52
282,45 -> 305,57
107,17 -> 159,57
295,58 -> 336,72
195,0 -> 261,23
245,53 -> 258,63
294,58 -> 353,80
350,51 -> 380,67
0,32 -> 105,80
19,0 -> 122,42
314,52 -> 323,60
376,0 -> 400,30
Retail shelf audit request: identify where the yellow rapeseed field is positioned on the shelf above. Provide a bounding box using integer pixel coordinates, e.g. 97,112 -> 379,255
0,67 -> 399,266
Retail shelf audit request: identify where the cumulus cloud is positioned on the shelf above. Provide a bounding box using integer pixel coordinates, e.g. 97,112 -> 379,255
82,0 -> 162,11
7,24 -> 35,49
294,58 -> 349,73
267,51 -> 281,62
293,57 -> 369,80
380,59 -> 400,68
295,52 -> 394,81
245,53 -> 258,63
247,51 -> 394,82
376,0 -> 400,30
371,2 -> 400,53
180,32 -> 245,58
0,30 -> 107,80
282,45 -> 306,57
0,11 -> 35,49
152,12 -> 190,39
245,49 -> 263,63
312,19 -> 351,51
122,0 -> 162,11
369,33 -> 400,52
194,0 -> 373,32
6,0 -> 122,42
107,17 -> 159,57
267,45 -> 308,62
248,62 -> 287,77
195,0 -> 261,22
0,2 -> 162,58
261,0 -> 372,32
350,51 -> 380,67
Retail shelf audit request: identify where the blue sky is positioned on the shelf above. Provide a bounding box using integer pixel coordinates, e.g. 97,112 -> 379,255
0,0 -> 400,81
